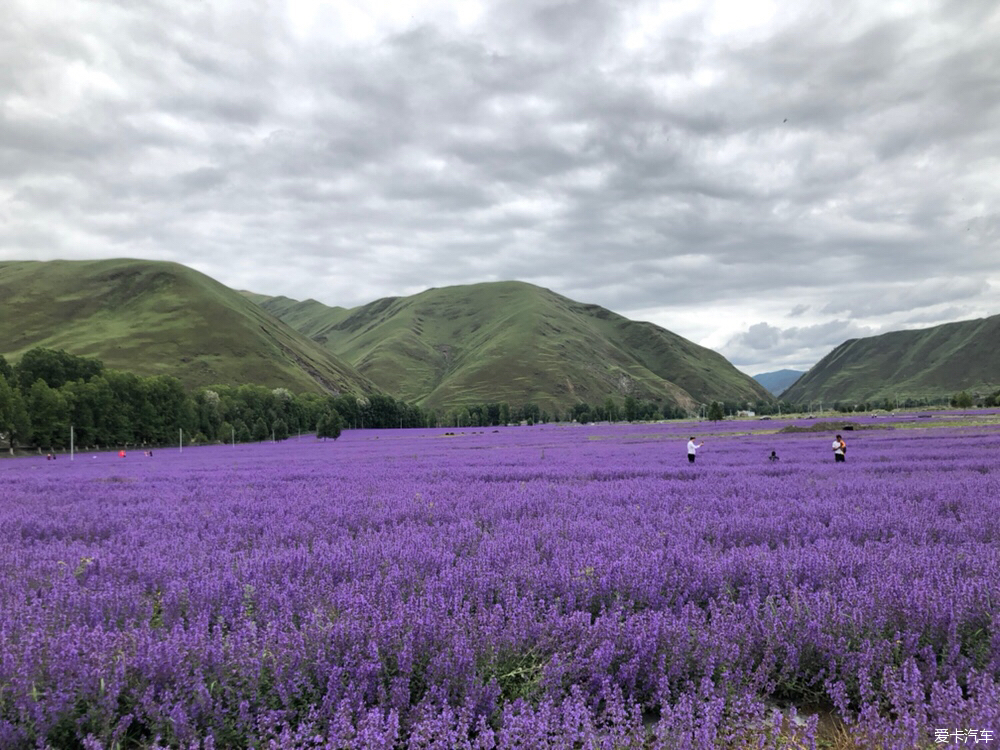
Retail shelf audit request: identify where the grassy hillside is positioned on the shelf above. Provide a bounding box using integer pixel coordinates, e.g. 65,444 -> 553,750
783,315 -> 1000,404
0,259 -> 376,395
250,281 -> 772,413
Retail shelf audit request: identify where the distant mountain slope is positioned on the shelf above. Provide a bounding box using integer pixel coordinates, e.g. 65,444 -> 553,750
0,259 -> 376,395
782,315 -> 1000,404
752,369 -> 804,396
248,281 -> 772,412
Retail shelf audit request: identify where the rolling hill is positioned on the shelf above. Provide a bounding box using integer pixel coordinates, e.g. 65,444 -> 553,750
248,281 -> 773,413
752,369 -> 804,396
0,259 -> 376,395
782,314 -> 1000,404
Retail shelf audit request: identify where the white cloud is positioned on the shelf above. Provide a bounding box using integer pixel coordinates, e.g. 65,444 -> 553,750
820,278 -> 991,317
1,0 -> 999,372
723,319 -> 880,372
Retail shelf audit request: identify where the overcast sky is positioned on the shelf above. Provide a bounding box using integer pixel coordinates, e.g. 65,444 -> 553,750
2,0 -> 998,374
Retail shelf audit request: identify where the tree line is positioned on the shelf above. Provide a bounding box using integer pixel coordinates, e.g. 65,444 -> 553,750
0,349 -> 393,453
432,396 -> 681,428
792,391 -> 1000,414
0,349 -> 670,454
3,348 -> 775,453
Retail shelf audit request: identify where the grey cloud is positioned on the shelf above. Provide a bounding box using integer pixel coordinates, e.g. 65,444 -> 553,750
966,213 -> 1000,245
897,306 -> 975,326
1,0 -> 998,369
735,323 -> 782,351
821,278 -> 991,317
723,319 -> 880,371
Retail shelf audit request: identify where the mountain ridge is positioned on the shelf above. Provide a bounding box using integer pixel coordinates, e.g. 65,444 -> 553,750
0,259 -> 376,395
752,369 -> 805,396
782,314 -> 1000,404
248,280 -> 773,412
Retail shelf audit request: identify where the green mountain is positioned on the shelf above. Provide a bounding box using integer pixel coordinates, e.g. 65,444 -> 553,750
752,369 -> 805,396
249,281 -> 772,413
782,314 -> 1000,404
0,259 -> 375,395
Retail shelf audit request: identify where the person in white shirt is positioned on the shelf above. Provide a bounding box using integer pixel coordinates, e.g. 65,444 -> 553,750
687,437 -> 703,463
832,434 -> 846,462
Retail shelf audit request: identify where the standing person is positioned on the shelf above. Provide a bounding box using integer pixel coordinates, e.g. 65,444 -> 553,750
832,434 -> 846,462
687,437 -> 704,463
769,450 -> 779,461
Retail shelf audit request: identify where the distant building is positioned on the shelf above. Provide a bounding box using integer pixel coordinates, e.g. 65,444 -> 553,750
737,410 -> 756,417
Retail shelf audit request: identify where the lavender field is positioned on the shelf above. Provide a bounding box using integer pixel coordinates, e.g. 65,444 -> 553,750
2,418 -> 999,749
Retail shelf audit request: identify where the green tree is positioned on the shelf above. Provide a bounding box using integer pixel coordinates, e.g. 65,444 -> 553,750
317,409 -> 344,440
521,403 -> 541,424
466,404 -> 484,427
650,401 -> 662,420
623,395 -> 638,422
708,401 -> 725,421
101,371 -> 146,445
331,394 -> 360,428
196,389 -> 224,441
27,379 -> 70,448
252,417 -> 269,442
404,403 -> 425,428
604,397 -> 619,423
951,390 -> 974,409
232,384 -> 273,433
15,348 -> 103,390
662,403 -> 685,420
63,376 -> 116,448
142,375 -> 190,443
273,418 -> 289,441
0,374 -> 31,454
363,393 -> 401,428
234,419 -> 251,443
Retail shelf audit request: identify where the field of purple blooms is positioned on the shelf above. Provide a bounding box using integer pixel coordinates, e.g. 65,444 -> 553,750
2,416 -> 999,749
